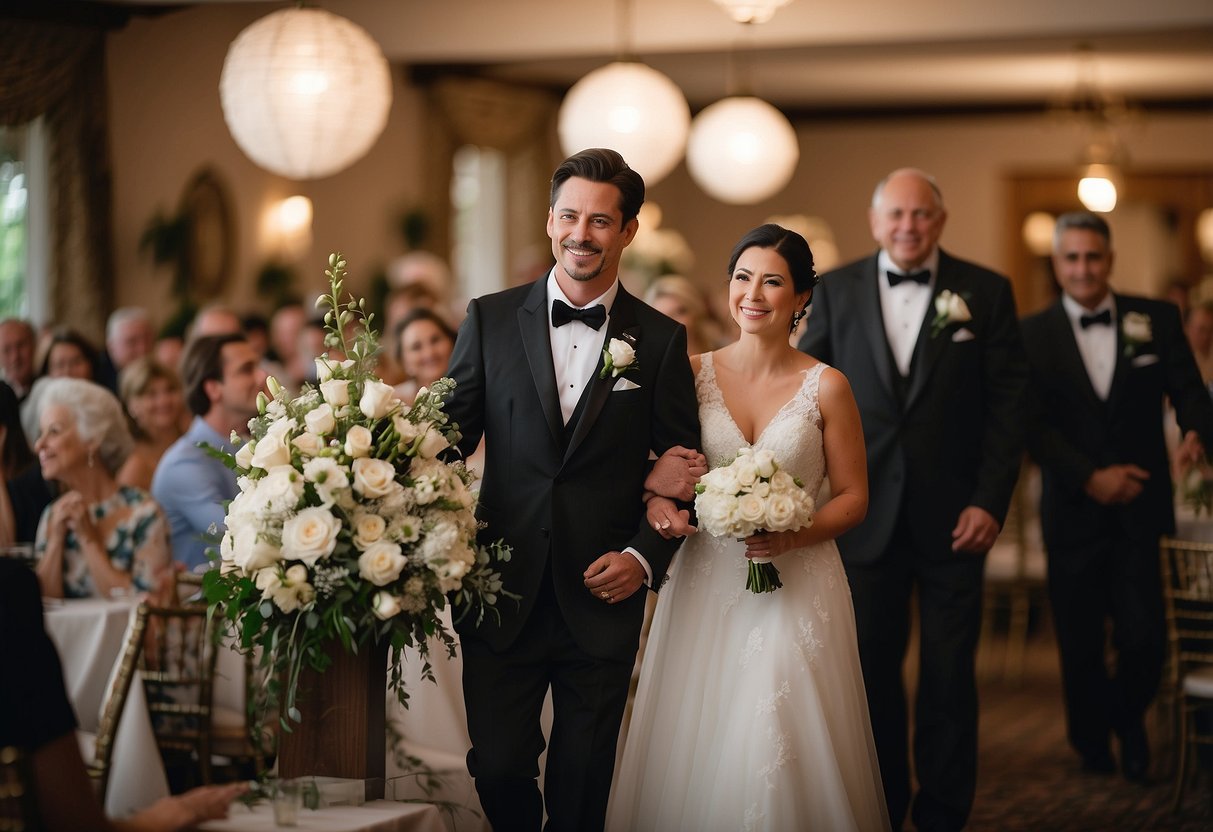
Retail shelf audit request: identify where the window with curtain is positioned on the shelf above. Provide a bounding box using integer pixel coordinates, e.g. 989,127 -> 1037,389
0,125 -> 28,318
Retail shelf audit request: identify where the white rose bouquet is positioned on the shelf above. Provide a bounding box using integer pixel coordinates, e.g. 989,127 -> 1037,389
693,447 -> 815,593
203,253 -> 513,724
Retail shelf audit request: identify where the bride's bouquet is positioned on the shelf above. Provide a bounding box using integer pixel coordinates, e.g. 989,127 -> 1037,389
203,253 -> 513,724
693,447 -> 815,593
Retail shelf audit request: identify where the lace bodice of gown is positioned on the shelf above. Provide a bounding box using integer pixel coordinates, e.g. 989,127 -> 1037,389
697,352 -> 826,495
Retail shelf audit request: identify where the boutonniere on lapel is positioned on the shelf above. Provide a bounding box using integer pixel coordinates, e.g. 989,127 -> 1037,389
929,290 -> 973,338
600,334 -> 639,380
1121,311 -> 1153,357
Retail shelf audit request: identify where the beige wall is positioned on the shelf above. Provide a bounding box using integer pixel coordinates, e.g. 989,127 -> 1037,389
107,4 -> 427,325
103,4 -> 1213,330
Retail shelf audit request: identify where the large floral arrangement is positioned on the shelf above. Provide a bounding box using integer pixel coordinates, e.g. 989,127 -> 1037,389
693,447 -> 814,593
204,253 -> 512,723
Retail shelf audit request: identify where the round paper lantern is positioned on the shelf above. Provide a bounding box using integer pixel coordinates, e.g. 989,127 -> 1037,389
558,62 -> 690,186
686,96 -> 799,205
220,8 -> 393,180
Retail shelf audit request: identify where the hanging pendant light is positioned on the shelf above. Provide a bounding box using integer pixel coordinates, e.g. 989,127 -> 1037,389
686,96 -> 799,205
220,7 -> 393,180
558,61 -> 690,185
712,0 -> 794,25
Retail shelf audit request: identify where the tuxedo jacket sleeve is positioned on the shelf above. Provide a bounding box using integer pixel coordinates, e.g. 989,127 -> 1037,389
443,281 -> 700,659
1024,295 -> 1213,548
799,251 -> 1028,562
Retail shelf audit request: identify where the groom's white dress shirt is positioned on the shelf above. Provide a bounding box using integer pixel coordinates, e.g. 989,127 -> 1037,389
545,270 -> 652,583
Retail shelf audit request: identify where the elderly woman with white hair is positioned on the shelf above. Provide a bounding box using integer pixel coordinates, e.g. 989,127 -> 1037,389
32,378 -> 170,599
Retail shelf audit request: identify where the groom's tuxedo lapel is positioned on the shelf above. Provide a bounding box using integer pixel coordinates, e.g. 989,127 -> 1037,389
564,288 -> 640,463
856,257 -> 897,402
1105,295 -> 1133,413
517,279 -> 564,450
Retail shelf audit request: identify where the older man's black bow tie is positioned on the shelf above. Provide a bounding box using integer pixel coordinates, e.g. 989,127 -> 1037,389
886,269 -> 930,287
551,299 -> 607,330
1080,309 -> 1112,329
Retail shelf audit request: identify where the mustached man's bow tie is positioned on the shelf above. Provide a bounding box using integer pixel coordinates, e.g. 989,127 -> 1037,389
1079,309 -> 1113,329
551,300 -> 607,330
886,269 -> 931,287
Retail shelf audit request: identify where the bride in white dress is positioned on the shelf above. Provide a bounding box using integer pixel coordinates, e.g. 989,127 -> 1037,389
608,224 -> 889,831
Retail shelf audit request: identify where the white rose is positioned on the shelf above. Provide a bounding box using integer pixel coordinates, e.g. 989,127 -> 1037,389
947,292 -> 972,323
353,457 -> 397,498
315,357 -> 355,383
345,425 -> 374,458
417,426 -> 450,459
372,591 -> 403,620
737,492 -> 766,525
291,432 -> 323,457
360,380 -> 398,420
394,415 -> 421,448
358,541 -> 407,586
694,491 -> 737,537
234,440 -> 255,470
304,403 -> 336,436
765,493 -> 797,531
252,465 -> 305,515
1123,311 -> 1152,342
232,533 -> 282,574
352,512 -> 387,549
752,449 -> 777,479
606,338 -> 635,375
280,507 -> 340,567
770,470 -> 797,494
703,466 -> 740,498
250,430 -> 291,470
319,378 -> 350,407
732,455 -> 759,488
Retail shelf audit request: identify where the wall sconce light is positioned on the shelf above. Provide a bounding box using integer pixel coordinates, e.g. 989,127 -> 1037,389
265,195 -> 313,260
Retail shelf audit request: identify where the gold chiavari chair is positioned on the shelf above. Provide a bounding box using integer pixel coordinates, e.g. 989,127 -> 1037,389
83,603 -> 149,803
0,746 -> 36,832
1159,536 -> 1213,810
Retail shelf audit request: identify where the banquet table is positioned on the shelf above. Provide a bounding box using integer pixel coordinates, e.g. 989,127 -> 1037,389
199,799 -> 445,832
43,595 -> 171,816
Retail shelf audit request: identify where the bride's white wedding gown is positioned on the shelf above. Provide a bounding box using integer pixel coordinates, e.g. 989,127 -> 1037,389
608,356 -> 889,832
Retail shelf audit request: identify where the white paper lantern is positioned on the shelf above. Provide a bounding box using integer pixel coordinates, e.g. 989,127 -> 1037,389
220,8 -> 393,180
558,62 -> 690,186
687,97 -> 800,205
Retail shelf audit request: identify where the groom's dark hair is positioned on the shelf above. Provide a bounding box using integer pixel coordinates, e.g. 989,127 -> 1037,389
550,148 -> 646,228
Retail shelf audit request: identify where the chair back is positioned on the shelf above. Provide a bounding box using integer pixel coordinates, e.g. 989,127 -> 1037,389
141,601 -> 221,787
0,746 -> 37,832
1159,537 -> 1213,685
86,602 -> 149,802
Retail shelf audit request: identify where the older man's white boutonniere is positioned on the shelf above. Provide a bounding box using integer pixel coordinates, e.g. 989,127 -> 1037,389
600,337 -> 639,379
929,290 -> 973,338
1122,311 -> 1152,357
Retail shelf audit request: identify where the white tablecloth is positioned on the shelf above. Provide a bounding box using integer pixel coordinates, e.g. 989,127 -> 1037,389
43,596 -> 171,816
1174,504 -> 1213,543
199,799 -> 445,832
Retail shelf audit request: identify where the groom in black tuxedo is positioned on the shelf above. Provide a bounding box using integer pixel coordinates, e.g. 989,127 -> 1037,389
799,168 -> 1027,831
1023,211 -> 1213,781
444,148 -> 701,831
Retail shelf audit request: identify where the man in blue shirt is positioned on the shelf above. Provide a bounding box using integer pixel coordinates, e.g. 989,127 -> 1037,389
152,333 -> 265,571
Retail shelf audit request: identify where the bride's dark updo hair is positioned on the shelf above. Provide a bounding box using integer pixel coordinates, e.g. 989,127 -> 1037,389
726,224 -> 818,296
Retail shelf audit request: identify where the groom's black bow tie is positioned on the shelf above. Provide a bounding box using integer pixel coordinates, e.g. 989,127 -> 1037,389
886,268 -> 930,287
551,299 -> 607,330
1080,309 -> 1113,329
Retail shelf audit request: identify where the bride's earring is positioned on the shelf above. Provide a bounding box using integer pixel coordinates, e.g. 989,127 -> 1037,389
790,309 -> 807,333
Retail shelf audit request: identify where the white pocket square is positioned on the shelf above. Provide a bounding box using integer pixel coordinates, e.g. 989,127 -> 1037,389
1131,353 -> 1160,368
612,377 -> 640,392
951,328 -> 976,343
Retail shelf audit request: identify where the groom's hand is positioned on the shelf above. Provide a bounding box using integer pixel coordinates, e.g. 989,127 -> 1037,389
646,446 -> 708,501
584,551 -> 646,604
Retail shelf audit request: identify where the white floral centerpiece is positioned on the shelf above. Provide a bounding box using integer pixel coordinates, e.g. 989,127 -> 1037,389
693,447 -> 815,593
204,253 -> 512,724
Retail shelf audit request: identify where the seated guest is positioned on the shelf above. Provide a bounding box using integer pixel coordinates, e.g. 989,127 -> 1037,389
152,334 -> 265,571
31,378 -> 171,600
97,306 -> 156,391
0,317 -> 37,400
5,380 -> 55,544
117,358 -> 186,491
644,274 -> 722,356
391,308 -> 457,404
36,326 -> 100,381
0,380 -> 36,546
186,304 -> 242,341
1184,301 -> 1213,386
0,558 -> 246,831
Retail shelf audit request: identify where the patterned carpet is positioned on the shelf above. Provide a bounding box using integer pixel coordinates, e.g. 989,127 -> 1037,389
960,629 -> 1213,831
